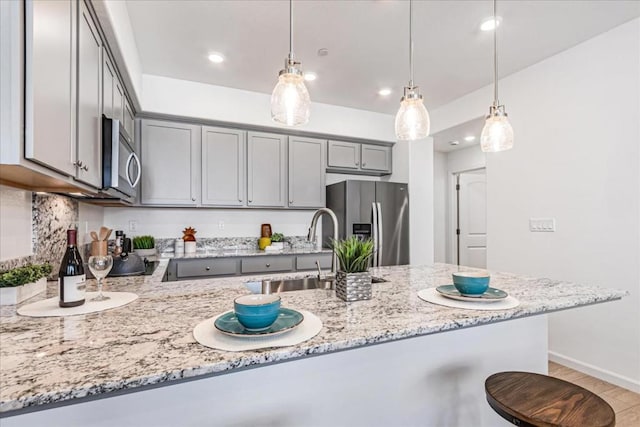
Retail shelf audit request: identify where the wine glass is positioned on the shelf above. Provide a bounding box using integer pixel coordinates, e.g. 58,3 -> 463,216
88,255 -> 113,301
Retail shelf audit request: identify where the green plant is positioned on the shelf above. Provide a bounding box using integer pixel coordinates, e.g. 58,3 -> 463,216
271,232 -> 284,242
331,236 -> 374,273
0,264 -> 52,288
133,235 -> 155,249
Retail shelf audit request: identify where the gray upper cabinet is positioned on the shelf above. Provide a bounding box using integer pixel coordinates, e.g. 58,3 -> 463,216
328,140 -> 393,176
102,52 -> 115,119
75,1 -> 102,188
201,126 -> 246,207
247,132 -> 287,208
26,0 -> 76,176
141,120 -> 201,205
288,137 -> 326,208
327,141 -> 360,169
361,145 -> 392,172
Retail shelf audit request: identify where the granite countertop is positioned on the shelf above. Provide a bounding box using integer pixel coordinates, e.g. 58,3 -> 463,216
0,262 -> 626,414
163,247 -> 332,259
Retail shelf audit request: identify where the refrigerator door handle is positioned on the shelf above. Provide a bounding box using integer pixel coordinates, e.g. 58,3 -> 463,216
377,202 -> 384,266
371,202 -> 379,267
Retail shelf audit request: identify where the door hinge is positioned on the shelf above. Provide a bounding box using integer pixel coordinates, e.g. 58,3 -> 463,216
456,229 -> 460,235
456,184 -> 460,191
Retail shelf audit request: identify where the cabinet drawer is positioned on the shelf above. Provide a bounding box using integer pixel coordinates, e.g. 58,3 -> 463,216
296,254 -> 332,271
176,258 -> 238,278
241,256 -> 293,274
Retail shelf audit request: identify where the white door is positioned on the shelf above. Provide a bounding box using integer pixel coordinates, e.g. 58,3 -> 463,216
458,171 -> 487,268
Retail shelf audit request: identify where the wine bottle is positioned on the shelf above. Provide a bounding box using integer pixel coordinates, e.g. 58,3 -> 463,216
58,229 -> 86,307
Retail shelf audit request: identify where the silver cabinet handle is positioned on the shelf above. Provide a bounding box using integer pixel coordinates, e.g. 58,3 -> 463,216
239,198 -> 242,202
249,199 -> 253,203
289,200 -> 294,204
362,163 -> 367,167
191,197 -> 196,201
205,267 -> 210,271
266,263 -> 271,268
355,161 -> 359,166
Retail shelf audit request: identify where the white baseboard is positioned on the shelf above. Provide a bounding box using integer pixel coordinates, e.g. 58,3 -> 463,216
549,351 -> 640,393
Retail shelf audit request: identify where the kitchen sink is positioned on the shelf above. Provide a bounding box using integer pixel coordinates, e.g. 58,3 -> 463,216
245,276 -> 387,294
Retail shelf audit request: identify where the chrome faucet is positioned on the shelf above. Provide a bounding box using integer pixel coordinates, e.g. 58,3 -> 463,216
307,208 -> 339,276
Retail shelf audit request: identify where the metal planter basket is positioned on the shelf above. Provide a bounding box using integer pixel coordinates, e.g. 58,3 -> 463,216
335,271 -> 372,302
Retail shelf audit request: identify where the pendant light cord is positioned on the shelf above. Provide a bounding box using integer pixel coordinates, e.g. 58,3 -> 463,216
289,0 -> 294,61
409,0 -> 414,87
493,0 -> 499,105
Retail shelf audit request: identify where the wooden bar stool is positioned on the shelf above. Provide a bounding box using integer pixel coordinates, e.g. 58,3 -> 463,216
485,371 -> 615,427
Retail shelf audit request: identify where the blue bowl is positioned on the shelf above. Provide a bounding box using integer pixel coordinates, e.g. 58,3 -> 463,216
234,294 -> 281,331
452,271 -> 490,296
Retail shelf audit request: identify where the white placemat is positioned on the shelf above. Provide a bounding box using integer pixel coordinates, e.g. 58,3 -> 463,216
17,292 -> 138,317
417,288 -> 520,310
193,309 -> 322,352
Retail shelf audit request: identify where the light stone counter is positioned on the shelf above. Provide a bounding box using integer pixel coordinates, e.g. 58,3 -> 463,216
0,261 -> 626,417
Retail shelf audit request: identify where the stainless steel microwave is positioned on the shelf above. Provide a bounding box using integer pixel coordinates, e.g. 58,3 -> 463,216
102,116 -> 140,203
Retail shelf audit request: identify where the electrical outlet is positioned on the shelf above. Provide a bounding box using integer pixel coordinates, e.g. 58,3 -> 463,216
129,220 -> 138,232
529,218 -> 555,232
218,220 -> 225,230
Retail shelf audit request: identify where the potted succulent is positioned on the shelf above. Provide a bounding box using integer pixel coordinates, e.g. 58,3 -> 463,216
0,263 -> 52,305
133,235 -> 157,261
270,232 -> 285,250
331,237 -> 375,302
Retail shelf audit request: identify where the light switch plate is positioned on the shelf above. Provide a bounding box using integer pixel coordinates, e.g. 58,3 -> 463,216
529,218 -> 555,232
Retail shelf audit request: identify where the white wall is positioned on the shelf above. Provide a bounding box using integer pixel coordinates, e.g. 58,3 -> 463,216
141,74 -> 397,142
409,138 -> 434,266
433,151 -> 447,263
431,18 -> 640,391
0,185 -> 32,260
78,202 -> 105,246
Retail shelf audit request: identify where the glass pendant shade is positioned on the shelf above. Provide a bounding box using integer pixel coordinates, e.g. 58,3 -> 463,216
271,71 -> 310,126
395,93 -> 430,141
480,109 -> 514,152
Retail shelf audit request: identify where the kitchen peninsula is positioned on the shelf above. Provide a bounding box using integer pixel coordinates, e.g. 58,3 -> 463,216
0,262 -> 625,426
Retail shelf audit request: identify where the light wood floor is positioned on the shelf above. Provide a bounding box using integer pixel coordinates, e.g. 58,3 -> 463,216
549,361 -> 640,427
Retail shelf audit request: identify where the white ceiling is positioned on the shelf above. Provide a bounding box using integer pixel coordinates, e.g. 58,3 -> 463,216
433,116 -> 485,153
126,0 -> 640,115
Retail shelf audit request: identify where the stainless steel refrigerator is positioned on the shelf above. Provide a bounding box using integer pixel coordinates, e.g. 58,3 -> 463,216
323,180 -> 410,266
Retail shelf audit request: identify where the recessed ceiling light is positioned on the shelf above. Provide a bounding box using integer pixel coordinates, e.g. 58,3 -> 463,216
304,72 -> 317,82
449,140 -> 460,146
464,136 -> 476,142
480,17 -> 501,32
317,48 -> 329,57
208,53 -> 225,63
378,88 -> 392,96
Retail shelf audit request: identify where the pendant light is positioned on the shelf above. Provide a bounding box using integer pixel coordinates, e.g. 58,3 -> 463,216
395,0 -> 430,141
480,0 -> 514,152
270,0 -> 310,126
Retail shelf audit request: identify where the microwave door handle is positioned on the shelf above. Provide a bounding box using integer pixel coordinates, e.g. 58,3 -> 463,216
371,202 -> 379,267
130,152 -> 141,188
377,202 -> 383,267
125,153 -> 135,187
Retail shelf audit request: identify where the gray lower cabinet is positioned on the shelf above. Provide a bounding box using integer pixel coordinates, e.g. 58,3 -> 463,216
247,132 -> 287,208
296,254 -> 332,271
141,120 -> 201,205
75,1 -> 102,188
361,145 -> 392,172
174,258 -> 239,279
288,137 -> 326,208
26,0 -> 76,177
241,256 -> 294,274
201,126 -> 246,207
327,141 -> 360,170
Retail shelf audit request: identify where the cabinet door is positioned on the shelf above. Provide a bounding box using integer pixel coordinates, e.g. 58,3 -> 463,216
113,79 -> 125,126
247,132 -> 286,208
140,120 -> 200,205
75,1 -> 102,188
288,137 -> 326,208
102,52 -> 115,119
327,141 -> 360,169
26,0 -> 76,176
202,126 -> 246,206
361,145 -> 392,172
124,99 -> 135,139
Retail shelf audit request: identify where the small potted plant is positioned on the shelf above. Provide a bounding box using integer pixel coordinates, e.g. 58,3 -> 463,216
0,263 -> 52,305
270,232 -> 285,250
331,237 -> 375,302
133,235 -> 156,261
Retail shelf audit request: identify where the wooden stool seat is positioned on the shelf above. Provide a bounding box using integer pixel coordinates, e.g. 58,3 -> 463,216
485,371 -> 615,427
